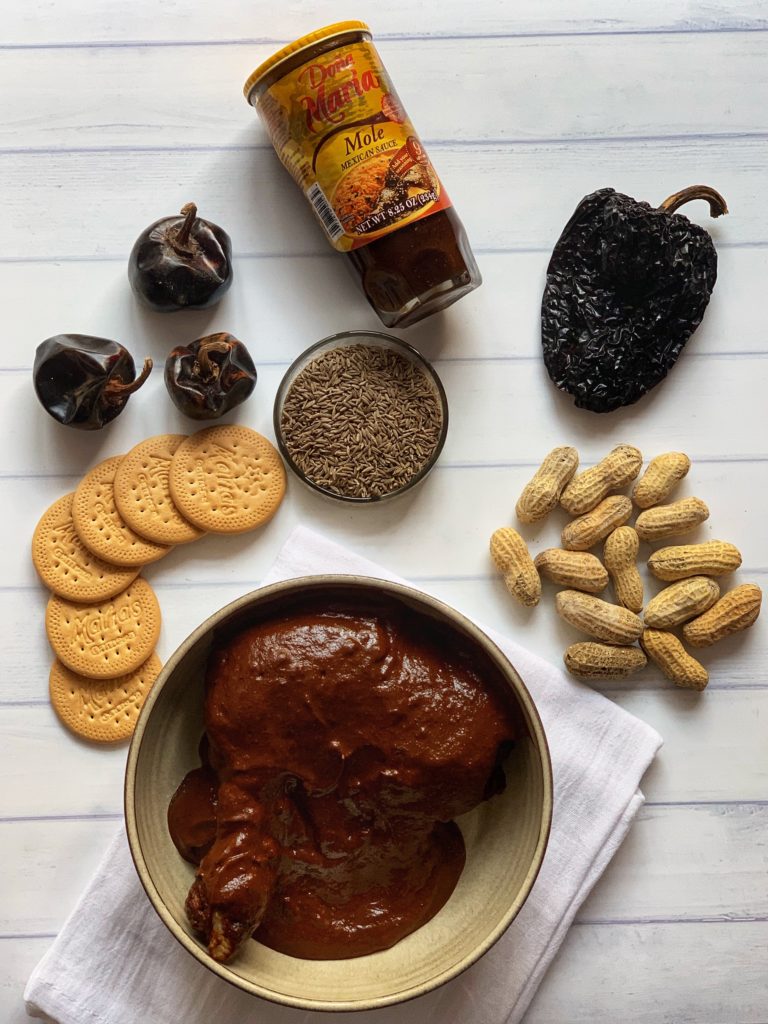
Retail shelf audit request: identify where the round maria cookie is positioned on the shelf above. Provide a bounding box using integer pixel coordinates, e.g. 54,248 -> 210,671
32,494 -> 140,602
113,434 -> 204,545
168,425 -> 286,534
72,455 -> 171,567
45,577 -> 161,680
49,653 -> 162,743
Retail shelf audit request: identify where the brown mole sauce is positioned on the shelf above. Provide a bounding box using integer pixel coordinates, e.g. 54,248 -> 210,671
168,595 -> 521,962
348,206 -> 481,328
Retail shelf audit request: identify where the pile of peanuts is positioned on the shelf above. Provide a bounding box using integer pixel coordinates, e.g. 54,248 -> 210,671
490,445 -> 762,690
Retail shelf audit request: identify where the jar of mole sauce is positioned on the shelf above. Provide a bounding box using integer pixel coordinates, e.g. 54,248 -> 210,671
243,22 -> 482,328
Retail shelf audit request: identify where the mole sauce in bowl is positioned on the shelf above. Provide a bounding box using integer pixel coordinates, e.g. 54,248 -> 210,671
125,576 -> 552,1011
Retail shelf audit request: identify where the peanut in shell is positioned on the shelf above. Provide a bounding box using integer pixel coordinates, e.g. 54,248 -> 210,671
534,548 -> 608,594
604,526 -> 643,612
555,590 -> 643,645
490,527 -> 541,607
648,540 -> 742,581
561,495 -> 633,552
560,444 -> 642,515
633,452 -> 691,509
644,576 -> 721,629
564,642 -> 647,680
635,497 -> 709,542
516,446 -> 579,524
682,583 -> 762,647
641,629 -> 708,690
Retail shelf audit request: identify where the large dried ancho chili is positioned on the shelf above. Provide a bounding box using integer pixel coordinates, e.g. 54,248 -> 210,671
541,185 -> 727,413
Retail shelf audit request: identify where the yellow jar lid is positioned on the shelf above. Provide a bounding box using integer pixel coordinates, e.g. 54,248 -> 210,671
243,21 -> 371,101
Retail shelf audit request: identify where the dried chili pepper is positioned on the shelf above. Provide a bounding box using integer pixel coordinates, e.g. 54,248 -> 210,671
164,333 -> 256,419
541,185 -> 728,413
33,334 -> 152,430
129,202 -> 233,312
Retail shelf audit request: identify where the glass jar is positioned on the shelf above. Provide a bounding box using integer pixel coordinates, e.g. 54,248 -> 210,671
244,21 -> 482,328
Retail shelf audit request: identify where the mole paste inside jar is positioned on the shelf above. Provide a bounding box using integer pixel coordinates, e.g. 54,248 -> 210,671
168,594 -> 522,962
348,206 -> 481,328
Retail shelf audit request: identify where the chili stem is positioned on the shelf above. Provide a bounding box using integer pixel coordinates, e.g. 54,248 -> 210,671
104,358 -> 153,397
197,335 -> 231,379
660,186 -> 728,218
172,202 -> 198,252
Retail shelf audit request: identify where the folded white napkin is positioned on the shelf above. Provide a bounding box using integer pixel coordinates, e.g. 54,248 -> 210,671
25,525 -> 661,1024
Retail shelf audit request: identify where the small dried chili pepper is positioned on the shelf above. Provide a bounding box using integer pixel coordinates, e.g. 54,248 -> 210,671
33,334 -> 152,430
541,185 -> 728,413
164,333 -> 257,419
129,202 -> 233,312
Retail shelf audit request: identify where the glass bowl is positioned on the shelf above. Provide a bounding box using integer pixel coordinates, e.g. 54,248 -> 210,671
273,330 -> 449,503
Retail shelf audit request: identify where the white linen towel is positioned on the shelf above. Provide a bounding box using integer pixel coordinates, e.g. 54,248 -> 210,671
25,525 -> 662,1024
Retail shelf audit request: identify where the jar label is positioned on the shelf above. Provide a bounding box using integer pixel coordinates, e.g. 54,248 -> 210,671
258,39 -> 452,251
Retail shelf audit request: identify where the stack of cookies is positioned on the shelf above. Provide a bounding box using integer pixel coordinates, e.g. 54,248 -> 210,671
31,426 -> 286,743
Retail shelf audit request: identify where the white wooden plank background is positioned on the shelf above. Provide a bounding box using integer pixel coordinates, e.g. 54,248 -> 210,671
2,1 -> 767,1022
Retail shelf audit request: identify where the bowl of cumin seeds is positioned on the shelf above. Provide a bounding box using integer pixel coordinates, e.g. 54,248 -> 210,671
274,331 -> 448,502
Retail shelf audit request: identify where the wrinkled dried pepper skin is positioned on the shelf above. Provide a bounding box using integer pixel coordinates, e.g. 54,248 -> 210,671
541,189 -> 718,413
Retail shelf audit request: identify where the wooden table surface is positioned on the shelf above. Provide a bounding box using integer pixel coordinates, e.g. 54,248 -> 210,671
2,2 -> 767,1021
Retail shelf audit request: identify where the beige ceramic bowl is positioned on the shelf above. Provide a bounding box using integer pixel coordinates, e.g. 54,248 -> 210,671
125,576 -> 552,1012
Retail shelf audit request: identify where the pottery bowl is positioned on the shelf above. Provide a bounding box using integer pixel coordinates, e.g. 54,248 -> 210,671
125,575 -> 552,1011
